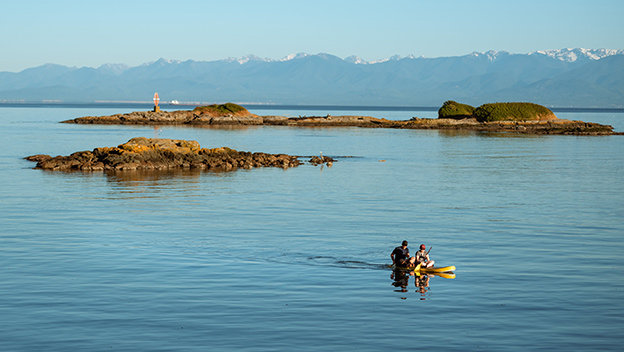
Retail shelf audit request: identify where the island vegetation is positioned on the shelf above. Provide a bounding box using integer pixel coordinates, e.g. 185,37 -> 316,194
473,102 -> 557,122
439,101 -> 557,122
192,103 -> 250,116
438,100 -> 476,119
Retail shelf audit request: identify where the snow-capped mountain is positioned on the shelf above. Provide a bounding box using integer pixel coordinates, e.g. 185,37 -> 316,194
97,63 -> 130,75
279,53 -> 310,62
224,55 -> 273,64
344,55 -> 366,64
1,49 -> 622,107
531,48 -> 624,62
346,48 -> 622,64
467,50 -> 510,62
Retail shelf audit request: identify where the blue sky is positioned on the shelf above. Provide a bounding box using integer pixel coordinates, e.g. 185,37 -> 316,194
1,0 -> 623,72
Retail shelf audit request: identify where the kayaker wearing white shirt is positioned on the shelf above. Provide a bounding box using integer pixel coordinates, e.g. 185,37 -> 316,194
415,244 -> 435,268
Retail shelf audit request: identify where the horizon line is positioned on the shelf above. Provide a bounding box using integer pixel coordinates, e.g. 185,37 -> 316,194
1,101 -> 623,113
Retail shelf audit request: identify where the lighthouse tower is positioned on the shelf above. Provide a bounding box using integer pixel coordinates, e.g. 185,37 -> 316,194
153,92 -> 161,112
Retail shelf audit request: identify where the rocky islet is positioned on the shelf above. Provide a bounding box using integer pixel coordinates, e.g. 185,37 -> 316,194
61,102 -> 621,135
26,102 -> 621,173
25,137 -> 335,172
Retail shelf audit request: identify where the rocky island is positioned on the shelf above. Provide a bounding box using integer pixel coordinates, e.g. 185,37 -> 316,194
61,102 -> 621,135
25,137 -> 334,172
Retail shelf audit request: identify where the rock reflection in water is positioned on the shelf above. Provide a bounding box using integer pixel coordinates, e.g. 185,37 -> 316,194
105,168 -> 203,183
102,168 -> 208,198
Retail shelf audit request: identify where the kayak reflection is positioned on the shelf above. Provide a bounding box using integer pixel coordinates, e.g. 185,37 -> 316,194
391,268 -> 455,300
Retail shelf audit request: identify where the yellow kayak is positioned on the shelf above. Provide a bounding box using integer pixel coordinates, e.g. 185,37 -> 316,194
419,265 -> 456,273
392,265 -> 456,273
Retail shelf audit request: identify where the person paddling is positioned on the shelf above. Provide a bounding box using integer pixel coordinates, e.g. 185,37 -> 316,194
391,240 -> 416,268
415,244 -> 435,268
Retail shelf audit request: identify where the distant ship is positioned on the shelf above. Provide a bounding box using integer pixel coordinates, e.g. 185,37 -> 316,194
169,100 -> 180,105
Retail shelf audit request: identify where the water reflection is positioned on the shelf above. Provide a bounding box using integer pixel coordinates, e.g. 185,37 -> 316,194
167,124 -> 260,131
436,129 -> 545,139
100,168 -> 236,199
391,268 -> 455,300
105,168 -> 204,183
436,129 -> 480,138
476,131 -> 545,139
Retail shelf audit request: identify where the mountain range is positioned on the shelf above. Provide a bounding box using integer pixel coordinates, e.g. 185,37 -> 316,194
1,48 -> 622,108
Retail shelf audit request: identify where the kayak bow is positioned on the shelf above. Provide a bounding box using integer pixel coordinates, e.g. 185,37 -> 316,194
418,265 -> 456,273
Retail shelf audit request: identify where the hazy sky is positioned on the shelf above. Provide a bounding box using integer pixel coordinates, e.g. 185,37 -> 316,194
1,0 -> 622,72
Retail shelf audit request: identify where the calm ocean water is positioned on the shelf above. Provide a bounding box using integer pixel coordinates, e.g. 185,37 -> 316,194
1,106 -> 623,351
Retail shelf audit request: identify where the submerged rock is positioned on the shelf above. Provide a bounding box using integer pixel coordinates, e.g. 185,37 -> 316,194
308,155 -> 335,166
25,137 -> 302,172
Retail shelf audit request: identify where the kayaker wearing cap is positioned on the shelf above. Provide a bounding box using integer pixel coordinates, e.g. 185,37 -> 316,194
391,240 -> 416,268
415,244 -> 435,268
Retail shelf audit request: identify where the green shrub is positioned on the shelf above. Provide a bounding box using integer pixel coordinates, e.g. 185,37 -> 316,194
473,102 -> 555,122
438,100 -> 475,119
193,103 -> 248,115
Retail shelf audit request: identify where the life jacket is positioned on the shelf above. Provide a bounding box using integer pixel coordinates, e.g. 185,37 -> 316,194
416,250 -> 428,263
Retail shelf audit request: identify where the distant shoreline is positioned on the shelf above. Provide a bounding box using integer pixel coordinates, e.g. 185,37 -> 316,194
1,101 -> 623,113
